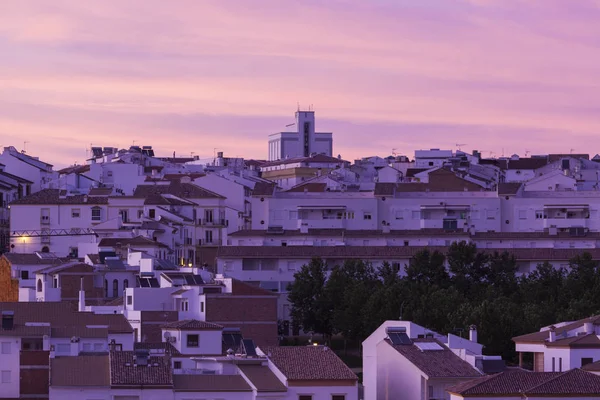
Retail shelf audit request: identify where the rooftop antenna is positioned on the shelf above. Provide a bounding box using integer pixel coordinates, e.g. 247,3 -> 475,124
524,149 -> 531,157
132,140 -> 137,146
297,102 -> 300,112
456,143 -> 466,151
392,148 -> 398,156
571,148 -> 575,154
23,141 -> 29,154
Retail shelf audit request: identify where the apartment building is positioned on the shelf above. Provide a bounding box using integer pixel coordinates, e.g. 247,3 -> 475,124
0,146 -> 56,193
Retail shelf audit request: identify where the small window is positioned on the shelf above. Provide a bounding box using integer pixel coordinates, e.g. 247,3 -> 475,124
582,357 -> 594,367
93,343 -> 103,351
1,370 -> 10,383
71,208 -> 80,218
200,302 -> 204,313
21,270 -> 29,280
91,208 -> 102,221
363,212 -> 372,220
299,396 -> 313,400
174,361 -> 182,369
107,171 -> 113,177
205,230 -> 213,244
187,334 -> 199,347
36,279 -> 42,292
149,209 -> 155,218
126,296 -> 133,305
123,279 -> 128,289
332,396 -> 345,400
181,300 -> 189,312
1,342 -> 10,354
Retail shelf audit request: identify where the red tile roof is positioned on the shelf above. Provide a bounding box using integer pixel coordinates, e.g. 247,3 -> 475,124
50,355 -> 110,387
513,315 -> 600,344
132,182 -> 224,199
109,351 -> 173,386
387,339 -> 481,378
98,236 -> 170,249
238,364 -> 287,392
173,374 -> 252,392
161,319 -> 223,331
10,189 -> 109,205
262,346 -> 357,381
448,369 -> 600,396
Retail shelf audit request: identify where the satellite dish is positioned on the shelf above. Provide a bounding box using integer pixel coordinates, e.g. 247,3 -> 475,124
163,331 -> 172,339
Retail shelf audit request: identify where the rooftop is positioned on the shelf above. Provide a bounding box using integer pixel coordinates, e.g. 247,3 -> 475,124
10,189 -> 109,205
132,181 -> 224,199
161,319 -> 224,331
173,374 -> 252,392
109,351 -> 173,387
261,346 -> 357,381
50,355 -> 110,387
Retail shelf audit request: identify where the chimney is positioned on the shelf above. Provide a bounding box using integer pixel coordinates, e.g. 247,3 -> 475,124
78,277 -> 85,312
469,325 -> 478,343
584,321 -> 594,334
549,325 -> 556,342
1,311 -> 14,330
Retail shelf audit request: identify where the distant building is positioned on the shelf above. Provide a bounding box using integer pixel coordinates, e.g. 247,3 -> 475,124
268,110 -> 333,161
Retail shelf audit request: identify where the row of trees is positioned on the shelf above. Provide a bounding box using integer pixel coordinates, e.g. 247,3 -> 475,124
287,241 -> 600,361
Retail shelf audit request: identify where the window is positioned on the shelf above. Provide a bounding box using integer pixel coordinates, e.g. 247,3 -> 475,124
187,334 -> 199,347
137,210 -> 143,219
91,207 -> 101,221
428,385 -> 434,398
126,296 -> 133,305
412,210 -> 420,219
205,209 -> 214,223
332,396 -> 345,400
36,279 -> 42,292
363,212 -> 372,220
82,343 -> 92,352
287,261 -> 297,271
205,230 -> 213,244
552,357 -> 556,372
582,357 -> 594,367
200,302 -> 204,313
519,210 -> 527,220
93,343 -> 104,351
21,270 -> 29,280
181,300 -> 189,311
71,208 -> 80,218
1,370 -> 10,384
112,279 -> 118,297
53,276 -> 59,289
559,357 -> 563,372
299,396 -> 313,400
395,210 -> 403,220
123,279 -> 128,289
174,361 -> 182,369
344,211 -> 354,219
1,342 -> 10,354
119,210 -> 128,223
149,208 -> 155,218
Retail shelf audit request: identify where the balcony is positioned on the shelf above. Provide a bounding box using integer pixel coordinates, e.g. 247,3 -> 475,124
297,218 -> 345,230
199,219 -> 228,227
544,218 -> 587,229
420,219 -> 467,230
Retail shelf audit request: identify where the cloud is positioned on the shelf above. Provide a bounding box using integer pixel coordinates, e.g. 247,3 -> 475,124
1,0 -> 600,167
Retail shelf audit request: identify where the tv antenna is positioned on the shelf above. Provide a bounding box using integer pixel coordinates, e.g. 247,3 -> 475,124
570,148 -> 575,154
392,148 -> 398,156
456,143 -> 467,151
524,149 -> 531,157
23,141 -> 29,154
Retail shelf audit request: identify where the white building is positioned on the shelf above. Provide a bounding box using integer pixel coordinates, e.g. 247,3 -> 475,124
268,110 -> 333,161
362,321 -> 503,400
513,315 -> 600,372
0,146 -> 57,193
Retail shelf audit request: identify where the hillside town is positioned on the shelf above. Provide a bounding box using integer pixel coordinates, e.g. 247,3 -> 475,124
3,110 -> 600,400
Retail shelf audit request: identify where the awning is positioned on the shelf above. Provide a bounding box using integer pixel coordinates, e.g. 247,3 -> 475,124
420,205 -> 470,210
297,205 -> 347,210
544,204 -> 589,210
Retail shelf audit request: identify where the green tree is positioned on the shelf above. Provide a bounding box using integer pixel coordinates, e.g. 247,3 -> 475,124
404,249 -> 448,286
287,258 -> 332,338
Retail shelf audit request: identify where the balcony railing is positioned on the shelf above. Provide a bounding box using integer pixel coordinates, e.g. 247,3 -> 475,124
199,219 -> 228,227
543,218 -> 587,229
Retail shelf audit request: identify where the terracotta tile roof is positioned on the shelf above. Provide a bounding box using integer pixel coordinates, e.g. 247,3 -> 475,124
506,158 -> 548,170
405,168 -> 428,177
51,326 -> 108,339
448,369 -> 600,396
143,194 -> 194,206
10,189 -> 109,205
3,253 -> 64,265
513,315 -> 600,344
231,279 -> 278,296
238,364 -> 287,392
58,164 -> 91,175
252,181 -> 277,196
0,302 -> 132,336
134,342 -> 182,357
387,339 -> 481,378
374,183 -> 397,196
262,346 -> 357,381
35,261 -> 93,275
173,374 -> 252,392
161,319 -> 223,331
50,355 -> 110,387
498,182 -> 522,195
98,236 -> 170,249
261,154 -> 347,168
109,351 -> 173,386
217,245 -> 448,259
88,187 -> 113,196
86,254 -> 101,264
546,333 -> 600,348
132,182 -> 224,199
163,173 -> 206,180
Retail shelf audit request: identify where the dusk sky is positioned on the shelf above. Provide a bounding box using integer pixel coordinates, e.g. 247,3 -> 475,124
3,0 -> 600,167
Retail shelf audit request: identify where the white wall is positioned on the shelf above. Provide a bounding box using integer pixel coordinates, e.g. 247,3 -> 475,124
376,339 -> 423,400
163,328 -> 222,356
286,384 -> 358,400
0,336 -> 20,399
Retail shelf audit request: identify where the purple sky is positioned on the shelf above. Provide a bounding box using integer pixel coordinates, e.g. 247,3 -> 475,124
2,0 -> 600,167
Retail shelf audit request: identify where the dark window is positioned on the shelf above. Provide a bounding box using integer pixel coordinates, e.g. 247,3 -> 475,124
187,334 -> 199,347
104,280 -> 108,298
112,279 -> 118,298
36,279 -> 42,292
123,279 -> 129,289
200,302 -> 204,313
332,396 -> 345,400
41,246 -> 50,253
91,207 -> 102,221
149,209 -> 155,218
299,396 -> 313,400
582,357 -> 594,366
443,219 -> 458,230
126,296 -> 132,305
21,270 -> 29,280
174,361 -> 182,369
